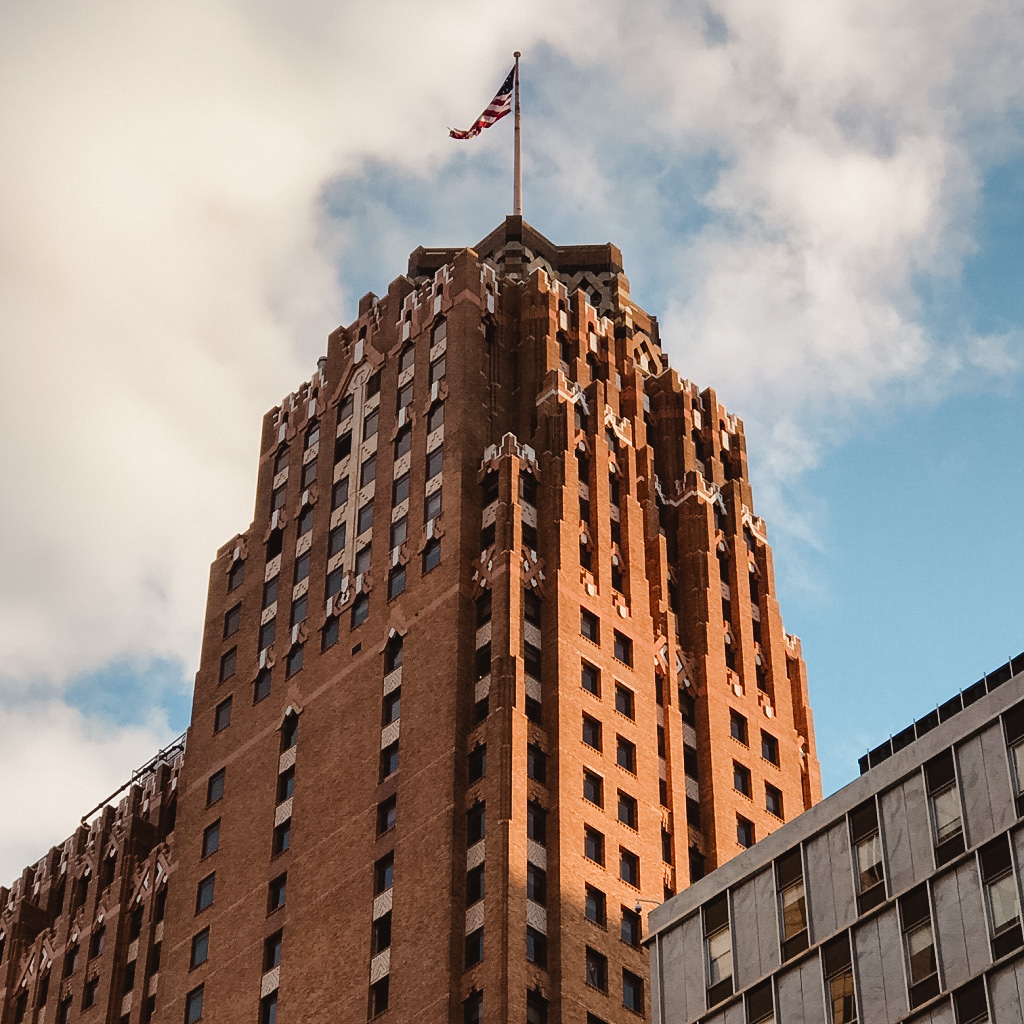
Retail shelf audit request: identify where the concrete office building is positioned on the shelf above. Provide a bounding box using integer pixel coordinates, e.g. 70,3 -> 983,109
646,652 -> 1024,1024
1,218 -> 820,1024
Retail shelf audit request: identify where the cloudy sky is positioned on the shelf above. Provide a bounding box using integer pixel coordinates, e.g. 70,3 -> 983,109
2,0 -> 1023,884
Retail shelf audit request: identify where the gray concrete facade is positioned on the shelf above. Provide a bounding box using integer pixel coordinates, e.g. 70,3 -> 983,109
646,654 -> 1024,1024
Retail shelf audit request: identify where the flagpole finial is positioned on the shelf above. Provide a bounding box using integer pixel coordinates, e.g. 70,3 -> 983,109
514,50 -> 521,58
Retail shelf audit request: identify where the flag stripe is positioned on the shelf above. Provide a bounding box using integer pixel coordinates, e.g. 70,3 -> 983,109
449,66 -> 515,140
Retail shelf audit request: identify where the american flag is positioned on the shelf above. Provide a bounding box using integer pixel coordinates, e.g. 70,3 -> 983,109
449,66 -> 516,140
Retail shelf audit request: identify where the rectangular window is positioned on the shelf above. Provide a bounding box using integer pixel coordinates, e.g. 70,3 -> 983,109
1004,700 -> 1024,816
362,408 -> 378,440
289,594 -> 307,626
737,815 -> 755,848
467,743 -> 486,782
621,907 -> 641,947
584,826 -> 604,865
617,736 -> 637,773
422,537 -> 441,573
704,894 -> 733,1006
219,647 -> 236,682
223,604 -> 241,638
463,992 -> 483,1024
196,873 -> 215,913
622,968 -> 644,1012
953,978 -> 989,1024
387,564 -> 406,600
259,619 -> 276,651
730,710 -> 748,744
900,885 -> 939,1007
263,930 -> 284,970
357,500 -> 373,535
980,834 -> 1023,958
467,803 -> 485,844
380,741 -> 399,780
328,522 -> 346,556
526,926 -> 547,967
262,579 -> 279,613
527,744 -> 547,783
527,863 -> 546,905
426,447 -> 443,480
823,933 -> 856,1024
524,590 -> 541,625
582,714 -> 602,750
214,697 -> 232,733
396,381 -> 413,413
465,927 -> 484,967
620,848 -> 640,888
466,864 -> 484,906
583,769 -> 603,806
526,990 -> 548,1024
277,765 -> 295,802
268,872 -> 287,912
613,631 -> 633,665
585,947 -> 608,991
360,455 -> 376,487
259,992 -> 277,1024
733,761 -> 751,797
334,432 -> 352,464
582,661 -> 600,695
618,791 -> 638,829
373,854 -> 393,895
430,354 -> 446,384
925,749 -> 964,864
185,985 -> 204,1024
189,929 -> 209,969
585,885 -> 606,926
201,820 -> 220,858
206,768 -> 225,805
761,729 -> 779,764
766,783 -> 783,817
745,979 -> 775,1024
615,684 -> 635,719
425,489 -> 442,522
372,913 -> 392,955
285,643 -> 303,677
369,977 -> 389,1017
392,472 -> 410,507
580,609 -> 599,643
850,799 -> 886,914
527,801 -> 547,844
776,848 -> 809,959
377,796 -> 397,835
272,819 -> 291,855
332,475 -> 349,508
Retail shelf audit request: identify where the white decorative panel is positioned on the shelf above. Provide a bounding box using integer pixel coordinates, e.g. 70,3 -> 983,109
465,902 -> 484,934
474,676 -> 490,702
383,667 -> 402,695
154,921 -> 163,943
482,502 -> 497,527
426,426 -> 444,451
303,441 -> 318,464
686,776 -> 700,802
475,622 -> 492,648
327,552 -> 345,574
279,747 -> 296,773
682,723 -> 697,747
372,889 -> 393,920
380,720 -> 400,748
260,967 -> 280,998
295,532 -> 312,557
261,603 -> 277,625
148,972 -> 159,996
521,503 -> 537,527
127,940 -> 138,963
527,841 -> 546,870
369,950 -> 390,983
121,994 -> 133,1015
333,461 -> 349,483
526,901 -> 547,934
265,556 -> 282,582
275,798 -> 293,826
466,841 -> 485,870
292,577 -> 308,600
523,623 -> 541,649
430,336 -> 447,360
525,676 -> 542,701
398,365 -> 415,387
273,468 -> 288,490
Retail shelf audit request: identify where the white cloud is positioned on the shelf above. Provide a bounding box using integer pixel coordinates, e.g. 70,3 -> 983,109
0,702 -> 170,887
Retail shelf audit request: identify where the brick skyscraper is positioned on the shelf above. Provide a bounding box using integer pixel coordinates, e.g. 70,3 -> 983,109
1,218 -> 820,1024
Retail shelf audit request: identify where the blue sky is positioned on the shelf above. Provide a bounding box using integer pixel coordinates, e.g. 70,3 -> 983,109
2,1 -> 1023,882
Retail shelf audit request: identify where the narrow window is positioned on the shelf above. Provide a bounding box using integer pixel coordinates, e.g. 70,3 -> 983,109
426,447 -> 443,481
704,894 -> 733,1005
1003,699 -> 1024,816
581,661 -> 600,695
272,819 -> 291,855
620,848 -> 640,888
467,743 -> 486,782
583,770 -> 603,806
385,635 -> 403,671
387,564 -> 406,600
334,432 -> 352,464
332,475 -> 349,508
925,749 -> 964,864
195,874 -> 215,913
285,644 -> 303,677
268,873 -> 287,911
259,992 -> 277,1024
228,559 -> 245,591
321,617 -> 339,652
613,631 -> 633,666
277,766 -> 295,802
373,854 -> 393,895
766,783 -> 783,818
582,714 -> 602,750
422,537 -> 441,573
424,489 -> 442,522
527,863 -> 546,905
618,791 -> 638,829
527,744 -> 547,783
622,968 -> 644,1012
263,930 -> 284,970
184,986 -> 204,1024
737,816 -> 754,848
372,913 -> 392,955
733,762 -> 751,797
527,801 -> 547,844
615,684 -> 635,720
465,928 -> 483,967
189,929 -> 209,969
219,648 -> 236,682
776,848 -> 808,959
206,768 -> 225,806
850,799 -> 885,913
304,420 -> 319,449
201,820 -> 220,858
466,865 -> 484,905
616,736 -> 637,773
357,500 -> 373,535
280,711 -> 298,751
621,906 -> 641,947
223,604 -> 241,638
392,472 -> 410,507
822,933 -> 856,1024
580,609 -> 599,643
351,592 -> 369,627
584,826 -> 604,864
362,408 -> 378,441
585,947 -> 608,991
745,979 -> 775,1024
980,834 -> 1023,958
427,402 -> 444,433
380,741 -> 399,780
463,992 -> 483,1024
761,729 -> 779,764
466,801 -> 486,844
214,697 -> 232,733
525,926 -> 547,967
585,885 -> 606,926
369,977 -> 389,1017
377,796 -> 397,835
396,382 -> 413,414
900,884 -> 939,1006
382,688 -> 401,725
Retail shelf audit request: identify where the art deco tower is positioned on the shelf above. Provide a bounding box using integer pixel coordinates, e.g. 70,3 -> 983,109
0,218 -> 820,1024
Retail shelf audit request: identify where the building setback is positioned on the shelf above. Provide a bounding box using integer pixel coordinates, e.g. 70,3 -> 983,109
1,218 -> 820,1024
646,652 -> 1024,1024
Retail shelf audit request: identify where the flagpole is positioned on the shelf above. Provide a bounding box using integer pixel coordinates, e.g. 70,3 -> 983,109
513,51 -> 522,217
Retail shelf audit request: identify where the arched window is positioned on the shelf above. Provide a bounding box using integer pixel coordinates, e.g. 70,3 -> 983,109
273,447 -> 289,474
280,711 -> 298,752
385,635 -> 403,672
399,344 -> 416,373
304,420 -> 320,450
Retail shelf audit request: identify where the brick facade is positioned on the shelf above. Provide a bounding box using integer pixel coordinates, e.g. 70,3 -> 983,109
1,218 -> 820,1024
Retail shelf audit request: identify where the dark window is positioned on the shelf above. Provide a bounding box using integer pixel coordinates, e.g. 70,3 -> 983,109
526,990 -> 548,1024
777,848 -> 809,960
382,688 -> 401,725
362,408 -> 378,441
733,762 -> 751,797
366,370 -> 381,397
380,741 -> 399,780
527,801 -> 547,844
622,968 -> 644,1012
228,559 -> 245,591
621,907 -> 641,947
214,697 -> 232,733
262,577 -> 279,609
522,518 -> 538,547
426,447 -> 443,481
525,696 -> 542,723
304,420 -> 319,449
272,819 -> 291,855
737,816 -> 755,848
523,589 -> 541,625
351,592 -> 369,627
392,471 -> 410,507
338,394 -> 354,421
466,865 -> 484,905
360,455 -> 376,488
196,874 -> 215,913
618,791 -> 638,829
584,770 -> 603,806
277,765 -> 295,803
761,729 -> 779,764
583,714 -> 602,750
467,803 -> 486,844
387,565 -> 406,600
385,635 -> 403,672
582,661 -> 600,695
321,616 -> 339,652
185,985 -> 204,1024
372,913 -> 392,955
297,504 -> 314,537
953,978 -> 989,1024
615,684 -> 635,719
424,489 -> 442,522
430,354 -> 446,384
585,885 -> 606,926
369,976 -> 389,1017
526,926 -> 547,967
584,826 -> 604,864
427,401 -> 444,433
527,744 -> 547,783
476,591 -> 492,626
334,431 -> 352,464
201,820 -> 220,858
223,604 -> 241,638
377,796 -> 397,835
88,925 -> 105,959
704,894 -> 733,1005
585,947 -> 608,991
357,501 -> 373,535
259,618 -> 277,650
332,476 -> 349,510
396,382 -> 413,413
684,744 -> 700,778
268,873 -> 287,912
259,992 -> 277,1024
580,609 -> 599,642
527,863 -> 546,905
390,518 -> 408,553
263,930 -> 283,970
285,644 -> 303,677
281,711 -> 298,750
468,744 -> 486,782
465,927 -> 484,967
613,631 -> 633,665
617,736 -> 637,773
327,522 -> 346,557
219,647 -> 236,682
524,643 -> 542,678
423,537 -> 441,573
374,854 -> 394,895
620,848 -> 640,887
746,979 -> 774,1023
980,834 -> 1023,958
679,690 -> 695,724
355,544 -> 372,575
273,447 -> 289,474
271,484 -> 286,512
189,929 -> 208,969
431,319 -> 447,345
463,991 -> 483,1024
301,461 -> 316,489
851,799 -> 885,914
730,710 -> 748,744
925,749 -> 964,864
399,343 -> 416,373
206,768 -> 225,805
823,933 -> 856,1024
766,783 -> 783,817
900,884 -> 938,1006
289,593 -> 307,626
